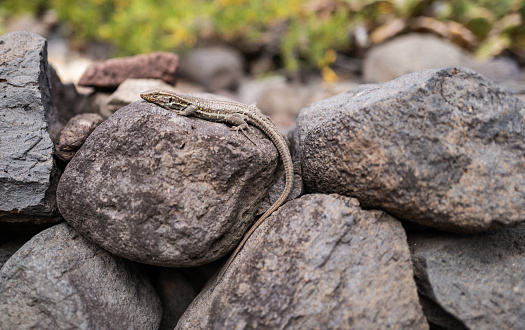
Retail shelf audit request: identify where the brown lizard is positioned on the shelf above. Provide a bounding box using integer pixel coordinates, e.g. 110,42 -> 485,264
140,90 -> 293,285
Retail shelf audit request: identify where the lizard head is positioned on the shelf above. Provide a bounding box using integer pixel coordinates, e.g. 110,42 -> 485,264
140,89 -> 191,111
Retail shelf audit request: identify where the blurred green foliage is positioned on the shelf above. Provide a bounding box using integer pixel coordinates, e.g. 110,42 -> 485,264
1,0 -> 524,77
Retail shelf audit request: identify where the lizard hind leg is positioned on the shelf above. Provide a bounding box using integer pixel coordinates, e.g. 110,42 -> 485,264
227,114 -> 258,146
231,124 -> 258,146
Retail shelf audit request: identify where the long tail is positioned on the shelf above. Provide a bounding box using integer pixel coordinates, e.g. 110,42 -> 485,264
214,164 -> 294,287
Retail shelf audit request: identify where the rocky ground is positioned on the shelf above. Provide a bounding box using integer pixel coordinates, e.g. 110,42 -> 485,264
1,29 -> 525,329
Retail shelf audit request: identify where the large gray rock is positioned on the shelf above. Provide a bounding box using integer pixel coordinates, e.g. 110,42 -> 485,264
409,228 -> 525,329
177,194 -> 428,329
0,31 -> 61,223
0,223 -> 162,329
294,68 -> 525,232
57,100 -> 280,267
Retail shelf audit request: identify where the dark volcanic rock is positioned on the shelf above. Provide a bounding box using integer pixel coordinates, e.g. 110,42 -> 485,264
177,194 -> 428,329
55,113 -> 104,161
0,31 -> 61,223
78,52 -> 179,89
0,223 -> 162,329
57,100 -> 280,267
408,228 -> 525,329
294,67 -> 525,232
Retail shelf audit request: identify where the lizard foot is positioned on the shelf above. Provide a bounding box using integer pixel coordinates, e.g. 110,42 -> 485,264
231,124 -> 258,146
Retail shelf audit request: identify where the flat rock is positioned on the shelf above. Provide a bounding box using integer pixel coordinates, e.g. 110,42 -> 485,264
0,31 -> 61,223
408,228 -> 525,329
57,100 -> 280,267
0,223 -> 162,329
177,194 -> 428,329
55,113 -> 104,161
294,67 -> 525,232
78,52 -> 179,89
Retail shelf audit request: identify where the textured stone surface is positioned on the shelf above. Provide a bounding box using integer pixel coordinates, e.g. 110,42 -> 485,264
55,113 -> 104,161
106,78 -> 177,114
0,223 -> 162,329
408,228 -> 525,329
294,68 -> 525,232
78,52 -> 178,89
177,194 -> 428,329
0,31 -> 61,222
57,100 -> 280,267
179,46 -> 244,92
154,268 -> 196,330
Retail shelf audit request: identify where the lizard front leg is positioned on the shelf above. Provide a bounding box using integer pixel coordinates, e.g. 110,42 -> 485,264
176,103 -> 199,116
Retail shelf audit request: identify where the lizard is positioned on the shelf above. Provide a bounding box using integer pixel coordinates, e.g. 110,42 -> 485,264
140,90 -> 294,285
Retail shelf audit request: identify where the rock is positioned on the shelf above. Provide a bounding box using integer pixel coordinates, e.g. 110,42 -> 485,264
408,228 -> 525,329
57,100 -> 280,267
0,31 -> 61,223
363,33 -> 523,90
0,223 -> 162,329
78,52 -> 179,89
177,194 -> 428,329
258,160 -> 303,216
255,85 -> 307,117
179,46 -> 244,92
93,91 -> 112,119
303,80 -> 358,107
294,68 -> 525,232
363,34 -> 468,83
239,76 -> 308,117
238,75 -> 287,105
49,64 -> 99,123
0,236 -> 30,269
154,268 -> 196,330
464,57 -> 525,93
106,78 -> 177,114
238,76 -> 310,131
54,113 -> 104,161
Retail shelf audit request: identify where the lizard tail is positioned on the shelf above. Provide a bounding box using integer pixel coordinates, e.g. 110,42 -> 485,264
214,167 -> 294,288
